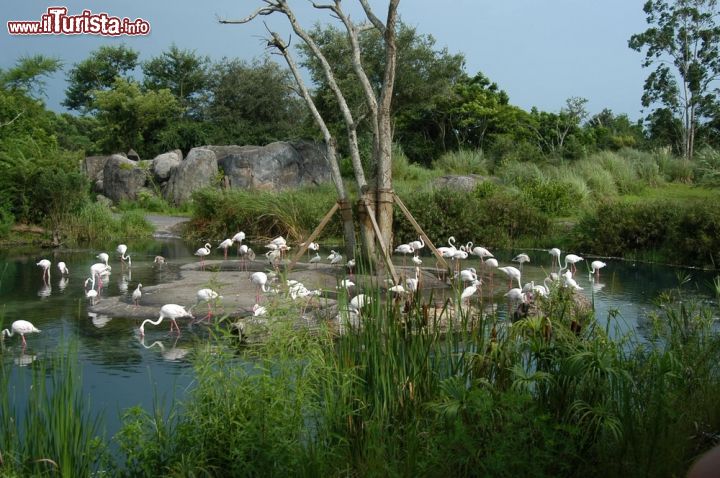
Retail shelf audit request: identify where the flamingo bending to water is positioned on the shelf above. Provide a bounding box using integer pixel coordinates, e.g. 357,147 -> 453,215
2,320 -> 40,347
139,304 -> 193,336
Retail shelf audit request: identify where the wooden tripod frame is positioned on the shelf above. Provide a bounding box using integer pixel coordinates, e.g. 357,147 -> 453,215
288,192 -> 451,284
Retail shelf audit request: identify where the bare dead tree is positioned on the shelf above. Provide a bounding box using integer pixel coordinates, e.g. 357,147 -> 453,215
220,0 -> 401,264
264,29 -> 356,259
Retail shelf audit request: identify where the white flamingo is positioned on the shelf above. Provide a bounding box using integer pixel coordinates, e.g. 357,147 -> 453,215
217,239 -> 233,260
139,304 -> 193,336
512,253 -> 531,271
562,254 -> 584,275
193,288 -> 222,321
591,260 -> 607,277
97,252 -> 109,266
549,248 -> 561,270
409,237 -> 425,256
194,243 -> 212,270
2,320 -> 40,347
117,244 -> 131,267
498,266 -> 522,289
37,259 -> 51,282
251,271 -> 269,303
132,283 -> 142,307
460,279 -> 482,304
57,261 -> 69,276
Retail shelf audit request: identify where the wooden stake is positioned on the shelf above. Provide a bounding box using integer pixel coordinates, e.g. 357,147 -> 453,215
287,201 -> 340,271
361,197 -> 400,285
393,193 -> 450,272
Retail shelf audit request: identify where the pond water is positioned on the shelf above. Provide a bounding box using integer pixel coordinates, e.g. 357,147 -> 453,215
0,239 -> 718,440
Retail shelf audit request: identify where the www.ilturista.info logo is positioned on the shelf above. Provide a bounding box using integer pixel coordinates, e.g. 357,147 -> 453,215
7,7 -> 150,36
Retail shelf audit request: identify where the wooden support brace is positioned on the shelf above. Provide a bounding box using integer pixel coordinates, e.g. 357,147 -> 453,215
393,192 -> 450,272
361,197 -> 400,285
287,201 -> 340,272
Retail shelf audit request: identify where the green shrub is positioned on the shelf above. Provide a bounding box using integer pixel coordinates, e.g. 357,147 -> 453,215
64,202 -> 153,244
392,143 -> 434,182
573,159 -> 618,197
0,204 -> 14,238
497,161 -> 545,187
188,185 -> 341,242
656,151 -> 694,183
694,147 -> 720,186
592,151 -> 642,193
432,149 -> 489,175
573,199 -> 720,266
394,186 -> 549,248
519,178 -> 586,216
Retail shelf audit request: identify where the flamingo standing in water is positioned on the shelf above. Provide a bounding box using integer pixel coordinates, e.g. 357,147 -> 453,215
498,266 -> 522,289
512,253 -> 531,271
97,252 -> 109,266
232,231 -> 246,256
218,239 -> 233,260
460,279 -> 482,305
139,304 -> 193,336
309,252 -> 322,267
251,272 -> 270,303
549,248 -> 561,271
2,320 -> 40,347
409,237 -> 425,256
57,261 -> 69,276
194,288 -> 221,322
84,277 -> 98,305
485,258 -> 499,293
194,243 -> 212,270
117,244 -> 131,267
591,260 -> 607,278
237,244 -> 254,271
562,254 -> 584,275
37,259 -> 51,282
90,263 -> 111,290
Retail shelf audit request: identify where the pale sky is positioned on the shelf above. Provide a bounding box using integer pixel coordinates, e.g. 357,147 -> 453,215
1,1 -> 648,119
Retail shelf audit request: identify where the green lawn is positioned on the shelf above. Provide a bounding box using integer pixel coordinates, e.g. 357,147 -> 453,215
621,183 -> 720,203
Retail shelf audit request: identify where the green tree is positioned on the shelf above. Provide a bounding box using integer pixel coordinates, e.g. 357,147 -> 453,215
92,78 -> 182,157
142,44 -> 210,117
0,55 -> 62,99
526,97 -> 590,160
204,58 -> 306,145
585,108 -> 646,150
629,0 -> 720,159
64,45 -> 139,112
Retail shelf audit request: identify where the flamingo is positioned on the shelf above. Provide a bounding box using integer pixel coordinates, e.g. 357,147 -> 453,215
498,266 -> 522,289
57,261 -> 69,276
303,241 -> 320,259
457,267 -> 478,283
461,279 -> 482,304
37,259 -> 51,282
90,263 -> 111,290
349,294 -> 369,314
591,260 -> 607,277
562,254 -> 584,275
451,247 -> 469,275
412,255 -> 423,267
132,283 -> 142,307
505,288 -> 526,309
97,252 -> 109,266
139,304 -> 193,336
549,248 -> 561,270
409,237 -> 425,256
194,243 -> 212,270
327,250 -> 343,266
232,231 -> 246,256
485,258 -> 499,293
471,245 -> 493,265
251,271 -> 269,303
84,277 -> 98,305
253,304 -> 267,316
117,244 -> 131,267
218,239 -> 233,260
194,288 -> 221,322
309,252 -> 322,267
2,320 -> 40,347
154,255 -> 165,265
238,244 -> 254,271
394,243 -> 414,267
512,253 -> 531,271
347,259 -> 356,276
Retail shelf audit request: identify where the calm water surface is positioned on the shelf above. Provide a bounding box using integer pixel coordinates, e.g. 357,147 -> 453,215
0,240 -> 718,438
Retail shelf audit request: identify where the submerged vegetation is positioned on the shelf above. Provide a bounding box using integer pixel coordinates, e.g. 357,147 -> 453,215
2,280 -> 718,477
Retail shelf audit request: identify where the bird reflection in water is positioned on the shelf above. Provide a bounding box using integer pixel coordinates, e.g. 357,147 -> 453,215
37,282 -> 52,298
88,311 -> 112,328
14,353 -> 37,367
119,270 -> 131,294
140,336 -> 190,362
58,276 -> 69,292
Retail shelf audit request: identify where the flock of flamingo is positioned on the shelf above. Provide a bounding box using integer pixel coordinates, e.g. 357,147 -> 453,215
1,232 -> 607,349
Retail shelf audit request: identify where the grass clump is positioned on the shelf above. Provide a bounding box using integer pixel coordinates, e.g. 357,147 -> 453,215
432,149 -> 489,175
64,201 -> 154,244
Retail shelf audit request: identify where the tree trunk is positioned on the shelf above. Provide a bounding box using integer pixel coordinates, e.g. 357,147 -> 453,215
375,0 -> 400,253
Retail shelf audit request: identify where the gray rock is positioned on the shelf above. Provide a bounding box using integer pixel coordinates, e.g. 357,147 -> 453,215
127,149 -> 140,161
165,148 -> 218,205
432,174 -> 492,192
207,141 -> 330,191
95,194 -> 113,208
82,155 -> 111,182
152,150 -> 182,181
102,154 -> 147,203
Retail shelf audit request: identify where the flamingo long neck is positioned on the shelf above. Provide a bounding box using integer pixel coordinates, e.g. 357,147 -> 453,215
140,316 -> 164,333
2,328 -> 13,338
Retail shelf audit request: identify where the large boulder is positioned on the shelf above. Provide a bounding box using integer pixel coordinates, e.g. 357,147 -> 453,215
152,149 -> 182,181
82,155 -> 111,183
165,148 -> 218,205
207,141 -> 330,191
102,154 -> 147,203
